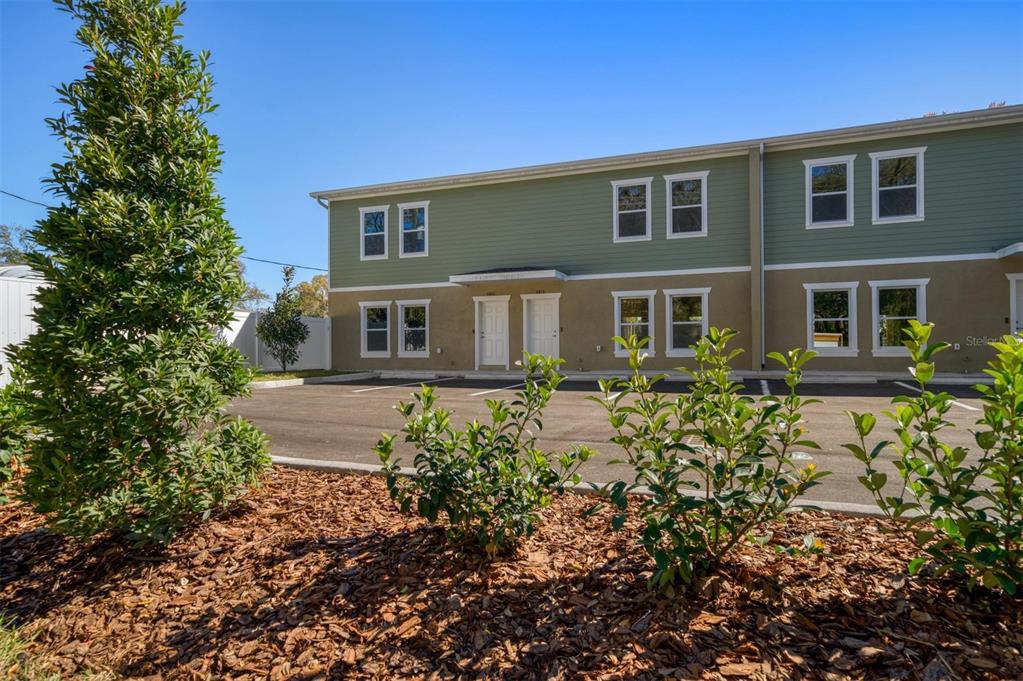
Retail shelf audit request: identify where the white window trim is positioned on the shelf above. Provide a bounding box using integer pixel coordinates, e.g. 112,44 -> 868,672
803,155 -> 856,229
868,278 -> 929,357
359,300 -> 392,359
802,282 -> 859,357
611,177 -> 653,243
663,171 -> 709,239
869,147 -> 926,225
396,299 -> 430,359
358,205 -> 389,261
663,287 -> 710,357
612,290 -> 656,357
397,200 -> 430,258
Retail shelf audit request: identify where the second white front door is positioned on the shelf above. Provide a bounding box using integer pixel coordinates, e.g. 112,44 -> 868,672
479,299 -> 508,367
524,295 -> 560,358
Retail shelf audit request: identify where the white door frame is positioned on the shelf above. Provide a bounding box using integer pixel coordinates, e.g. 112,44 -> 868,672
473,295 -> 510,370
1009,274 -> 1023,334
521,292 -> 561,359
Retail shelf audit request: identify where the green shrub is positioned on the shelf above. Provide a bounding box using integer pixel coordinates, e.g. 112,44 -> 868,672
0,385 -> 24,504
375,354 -> 595,556
846,321 -> 1022,593
8,0 -> 269,543
591,330 -> 829,592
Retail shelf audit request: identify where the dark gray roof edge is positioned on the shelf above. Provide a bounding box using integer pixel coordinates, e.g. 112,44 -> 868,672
311,105 -> 1023,201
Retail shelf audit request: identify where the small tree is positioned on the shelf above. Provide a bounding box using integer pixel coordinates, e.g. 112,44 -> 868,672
256,266 -> 309,372
8,0 -> 269,543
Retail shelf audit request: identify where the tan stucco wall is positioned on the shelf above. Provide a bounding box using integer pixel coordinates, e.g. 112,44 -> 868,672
765,254 -> 1023,374
329,271 -> 752,373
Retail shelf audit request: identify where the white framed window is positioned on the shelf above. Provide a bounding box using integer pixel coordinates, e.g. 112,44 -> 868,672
803,155 -> 855,228
359,205 -> 388,261
803,282 -> 859,357
664,171 -> 709,238
869,279 -> 928,356
664,287 -> 709,357
397,201 -> 429,257
612,290 -> 656,357
870,147 -> 925,224
359,300 -> 391,358
397,299 -> 430,358
611,177 -> 653,243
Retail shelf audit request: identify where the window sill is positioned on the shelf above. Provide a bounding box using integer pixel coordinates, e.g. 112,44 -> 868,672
614,350 -> 656,358
872,347 -> 910,357
360,351 -> 391,359
812,348 -> 859,357
665,349 -> 696,358
360,255 -> 388,261
613,235 -> 652,244
667,231 -> 708,240
806,221 -> 853,230
872,215 -> 925,225
398,251 -> 429,259
397,352 -> 429,359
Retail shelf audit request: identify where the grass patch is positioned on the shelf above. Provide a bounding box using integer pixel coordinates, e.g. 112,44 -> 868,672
251,369 -> 354,382
0,618 -> 58,681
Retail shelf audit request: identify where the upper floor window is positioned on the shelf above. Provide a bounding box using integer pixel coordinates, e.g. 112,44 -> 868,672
870,147 -> 925,224
664,288 -> 709,357
359,301 -> 391,358
804,155 -> 855,228
869,278 -> 928,356
665,171 -> 709,238
611,178 -> 652,243
359,206 -> 388,261
398,201 -> 429,257
397,299 -> 430,358
803,282 -> 858,357
612,290 -> 656,357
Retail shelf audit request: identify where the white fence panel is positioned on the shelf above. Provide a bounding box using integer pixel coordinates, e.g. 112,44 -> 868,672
2,285 -> 332,385
0,276 -> 44,388
226,311 -> 332,372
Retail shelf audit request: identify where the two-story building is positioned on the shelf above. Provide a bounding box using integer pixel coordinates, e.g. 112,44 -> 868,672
311,106 -> 1023,376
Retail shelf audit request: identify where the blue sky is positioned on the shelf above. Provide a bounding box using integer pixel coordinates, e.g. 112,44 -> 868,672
2,0 -> 1021,293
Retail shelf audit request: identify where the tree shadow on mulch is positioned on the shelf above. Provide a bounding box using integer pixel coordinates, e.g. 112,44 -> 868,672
115,522 -> 971,680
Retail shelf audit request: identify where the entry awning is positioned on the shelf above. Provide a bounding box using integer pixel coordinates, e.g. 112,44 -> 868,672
449,267 -> 567,285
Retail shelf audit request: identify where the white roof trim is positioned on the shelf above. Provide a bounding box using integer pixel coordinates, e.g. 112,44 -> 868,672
311,106 -> 1023,201
996,241 -> 1023,259
450,269 -> 567,284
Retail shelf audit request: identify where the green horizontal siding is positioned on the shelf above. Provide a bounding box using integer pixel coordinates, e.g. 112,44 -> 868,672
764,123 -> 1023,265
329,156 -> 750,287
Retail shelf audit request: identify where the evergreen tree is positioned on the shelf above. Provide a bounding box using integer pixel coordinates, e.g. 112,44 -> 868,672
9,0 -> 269,543
256,266 -> 310,372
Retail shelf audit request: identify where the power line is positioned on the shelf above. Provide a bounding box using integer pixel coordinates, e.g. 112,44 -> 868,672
1,187 -> 327,272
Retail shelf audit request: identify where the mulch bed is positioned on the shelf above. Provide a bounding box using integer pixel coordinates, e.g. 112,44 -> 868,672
1,469 -> 1019,680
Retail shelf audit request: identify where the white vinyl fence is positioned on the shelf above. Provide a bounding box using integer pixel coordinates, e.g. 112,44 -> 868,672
0,275 -> 45,388
222,310 -> 332,372
1,277 -> 331,386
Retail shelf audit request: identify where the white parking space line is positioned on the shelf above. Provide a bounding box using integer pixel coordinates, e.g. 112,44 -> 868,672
893,381 -> 980,412
470,382 -> 525,397
760,379 -> 770,396
351,377 -> 459,394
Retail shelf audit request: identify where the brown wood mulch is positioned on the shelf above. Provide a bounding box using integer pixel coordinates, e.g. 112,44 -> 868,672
1,468 -> 1020,681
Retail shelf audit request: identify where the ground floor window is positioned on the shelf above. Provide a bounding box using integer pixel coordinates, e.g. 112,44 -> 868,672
803,282 -> 858,356
397,299 -> 429,358
664,287 -> 709,356
612,290 -> 656,357
359,301 -> 391,358
869,279 -> 928,356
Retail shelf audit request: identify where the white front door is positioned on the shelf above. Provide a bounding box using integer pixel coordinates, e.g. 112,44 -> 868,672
524,296 -> 560,358
478,299 -> 508,367
1012,275 -> 1023,334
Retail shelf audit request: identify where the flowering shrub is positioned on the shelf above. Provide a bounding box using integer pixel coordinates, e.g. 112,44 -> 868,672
846,321 -> 1022,593
375,353 -> 594,557
591,329 -> 828,592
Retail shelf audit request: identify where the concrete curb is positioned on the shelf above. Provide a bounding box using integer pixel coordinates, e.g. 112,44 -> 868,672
252,372 -> 377,389
270,454 -> 885,518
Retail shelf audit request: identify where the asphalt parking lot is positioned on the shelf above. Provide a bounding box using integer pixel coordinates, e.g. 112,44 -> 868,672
228,377 -> 986,507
